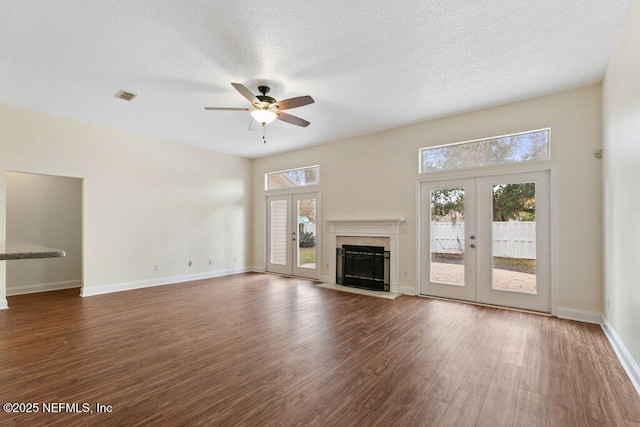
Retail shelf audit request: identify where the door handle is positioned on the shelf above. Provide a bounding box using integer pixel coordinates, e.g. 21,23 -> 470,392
470,244 -> 475,249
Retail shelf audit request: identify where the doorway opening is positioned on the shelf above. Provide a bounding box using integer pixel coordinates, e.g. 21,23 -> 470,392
5,172 -> 83,298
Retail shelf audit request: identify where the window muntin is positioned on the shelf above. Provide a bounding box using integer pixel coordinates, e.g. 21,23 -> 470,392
420,129 -> 550,174
266,165 -> 320,190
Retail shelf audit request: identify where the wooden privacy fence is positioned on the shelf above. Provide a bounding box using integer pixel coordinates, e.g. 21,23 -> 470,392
431,221 -> 536,259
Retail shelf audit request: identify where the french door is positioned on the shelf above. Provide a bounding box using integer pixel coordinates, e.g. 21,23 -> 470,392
420,171 -> 551,313
266,192 -> 320,279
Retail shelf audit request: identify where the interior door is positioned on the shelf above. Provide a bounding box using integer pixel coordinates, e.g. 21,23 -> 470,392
420,171 -> 551,313
421,179 -> 477,301
267,192 -> 320,279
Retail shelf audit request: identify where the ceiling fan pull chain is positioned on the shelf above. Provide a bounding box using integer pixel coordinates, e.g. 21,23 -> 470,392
262,123 -> 267,144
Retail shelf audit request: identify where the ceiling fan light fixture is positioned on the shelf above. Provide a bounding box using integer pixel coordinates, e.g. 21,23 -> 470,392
205,83 -> 314,130
250,109 -> 277,125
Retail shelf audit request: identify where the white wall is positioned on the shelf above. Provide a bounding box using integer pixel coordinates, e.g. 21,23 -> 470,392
253,85 -> 603,315
6,172 -> 82,295
602,0 -> 640,378
0,102 -> 253,305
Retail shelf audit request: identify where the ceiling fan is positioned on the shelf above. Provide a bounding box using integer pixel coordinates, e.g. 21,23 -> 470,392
205,83 -> 315,128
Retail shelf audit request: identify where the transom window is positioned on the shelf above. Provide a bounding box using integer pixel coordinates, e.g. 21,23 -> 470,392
265,165 -> 319,190
419,129 -> 550,174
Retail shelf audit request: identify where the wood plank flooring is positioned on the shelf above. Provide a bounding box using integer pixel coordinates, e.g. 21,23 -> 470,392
0,273 -> 638,426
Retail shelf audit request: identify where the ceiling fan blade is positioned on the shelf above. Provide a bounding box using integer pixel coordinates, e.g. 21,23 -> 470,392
204,107 -> 250,111
276,112 -> 310,127
231,83 -> 259,105
273,95 -> 315,110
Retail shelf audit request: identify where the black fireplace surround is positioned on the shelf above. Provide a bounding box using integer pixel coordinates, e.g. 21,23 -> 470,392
336,245 -> 390,292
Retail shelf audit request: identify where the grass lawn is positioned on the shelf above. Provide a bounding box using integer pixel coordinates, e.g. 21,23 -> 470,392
299,247 -> 316,264
432,253 -> 535,274
492,256 -> 536,274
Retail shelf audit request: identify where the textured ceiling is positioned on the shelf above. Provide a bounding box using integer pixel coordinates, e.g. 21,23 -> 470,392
0,1 -> 632,158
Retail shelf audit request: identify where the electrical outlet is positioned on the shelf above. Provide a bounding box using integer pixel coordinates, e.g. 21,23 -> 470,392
326,263 -> 329,269
403,270 -> 408,277
188,260 -> 192,267
154,264 -> 160,272
233,257 -> 238,263
208,259 -> 213,265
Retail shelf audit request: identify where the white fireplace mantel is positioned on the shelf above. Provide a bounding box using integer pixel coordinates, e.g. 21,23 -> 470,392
325,219 -> 405,293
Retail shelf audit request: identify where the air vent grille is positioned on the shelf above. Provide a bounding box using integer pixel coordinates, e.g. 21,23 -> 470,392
115,90 -> 137,101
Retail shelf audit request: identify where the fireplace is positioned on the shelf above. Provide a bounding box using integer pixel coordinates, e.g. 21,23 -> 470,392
337,245 -> 390,292
326,219 -> 404,294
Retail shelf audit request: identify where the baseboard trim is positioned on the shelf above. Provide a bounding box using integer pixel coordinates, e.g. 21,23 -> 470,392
398,286 -> 416,296
6,279 -> 82,296
602,317 -> 640,395
320,275 -> 332,283
250,266 -> 265,273
80,267 -> 252,297
556,307 -> 602,324
0,297 -> 7,310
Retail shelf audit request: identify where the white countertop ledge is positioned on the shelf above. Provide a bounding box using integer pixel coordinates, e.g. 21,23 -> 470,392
0,241 -> 66,261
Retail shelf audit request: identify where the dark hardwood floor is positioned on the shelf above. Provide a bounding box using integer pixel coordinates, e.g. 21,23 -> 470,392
0,273 -> 638,426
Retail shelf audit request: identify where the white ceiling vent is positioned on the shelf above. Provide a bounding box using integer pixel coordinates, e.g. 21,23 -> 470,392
115,90 -> 137,101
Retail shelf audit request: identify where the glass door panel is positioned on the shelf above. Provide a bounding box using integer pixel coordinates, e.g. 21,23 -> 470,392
421,179 -> 476,301
491,182 -> 537,294
292,194 -> 319,278
430,188 -> 466,286
477,172 -> 550,312
270,199 -> 288,265
295,197 -> 316,269
267,196 -> 291,275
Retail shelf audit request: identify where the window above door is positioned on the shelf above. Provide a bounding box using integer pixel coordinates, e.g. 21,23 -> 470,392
419,129 -> 550,174
265,165 -> 320,190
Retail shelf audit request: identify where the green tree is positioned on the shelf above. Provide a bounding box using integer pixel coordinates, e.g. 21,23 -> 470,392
298,198 -> 316,224
431,189 -> 465,221
492,183 -> 536,221
430,183 -> 536,222
422,131 -> 549,172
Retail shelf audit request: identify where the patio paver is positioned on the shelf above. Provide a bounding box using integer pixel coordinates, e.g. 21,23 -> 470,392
430,261 -> 536,293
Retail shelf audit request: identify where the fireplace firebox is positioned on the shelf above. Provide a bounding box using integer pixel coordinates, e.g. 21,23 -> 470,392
336,245 -> 390,292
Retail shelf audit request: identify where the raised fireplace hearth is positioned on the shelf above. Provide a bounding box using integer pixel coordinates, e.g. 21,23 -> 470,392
337,245 -> 390,291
